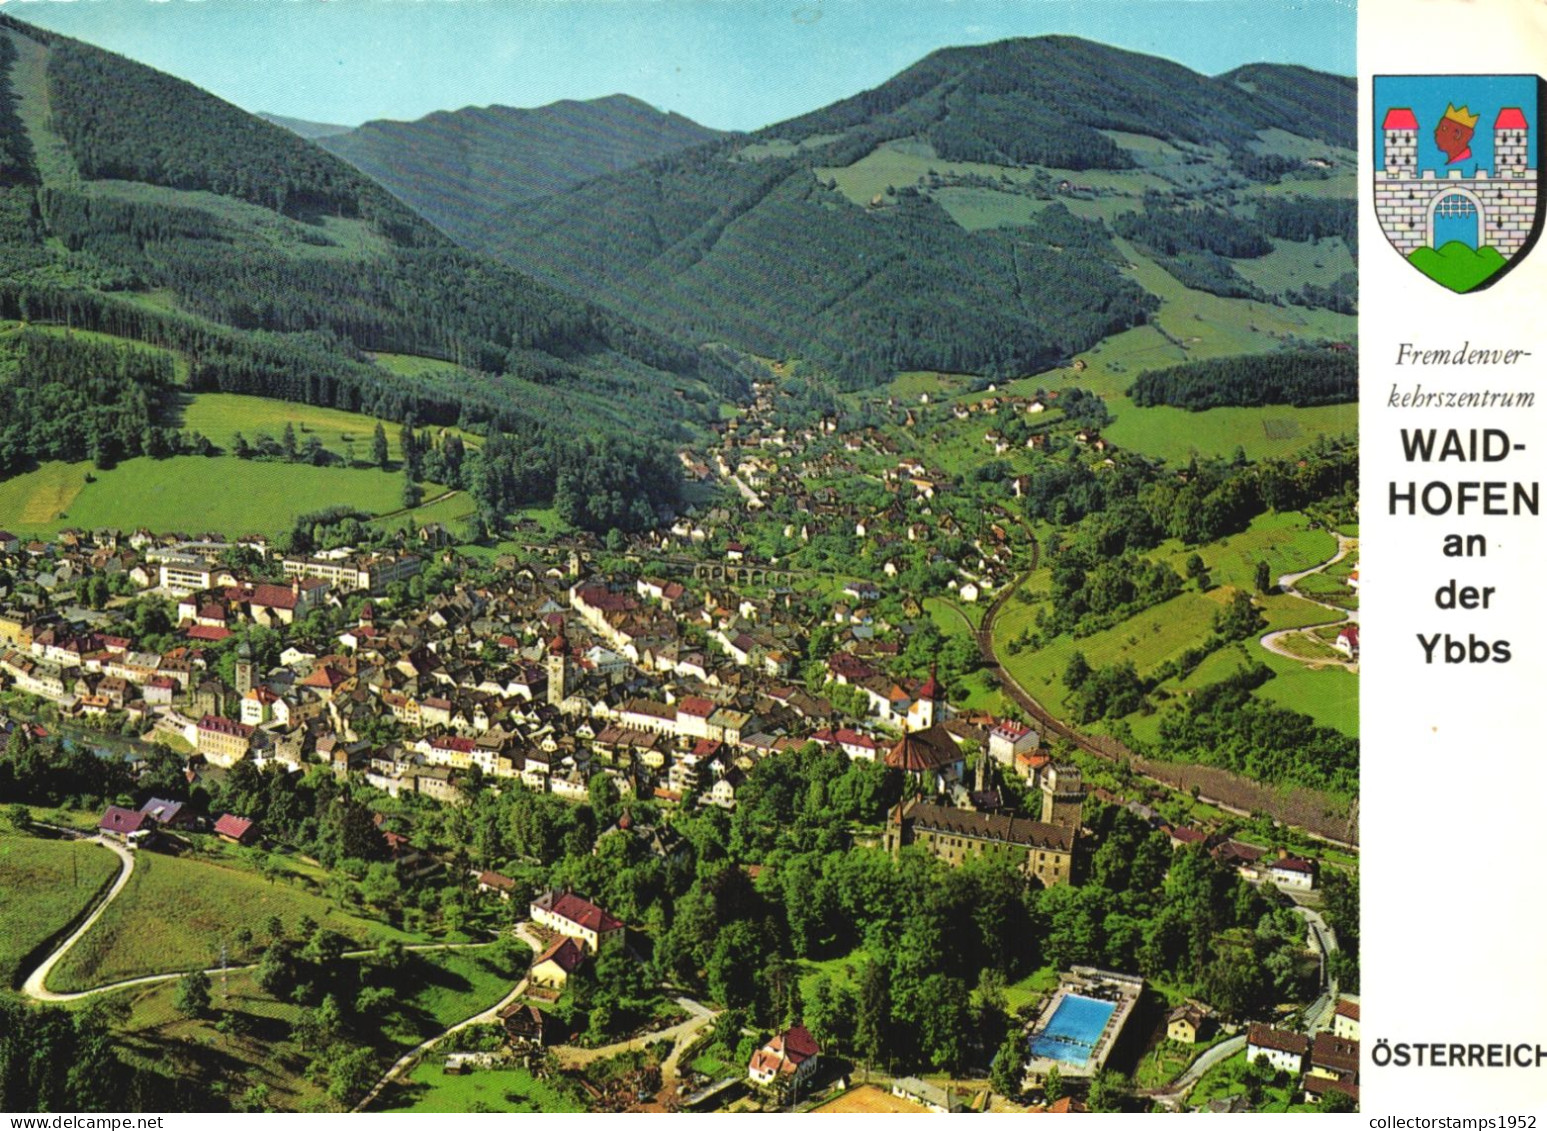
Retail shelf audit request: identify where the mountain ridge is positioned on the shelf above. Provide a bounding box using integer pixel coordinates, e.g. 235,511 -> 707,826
313,93 -> 726,245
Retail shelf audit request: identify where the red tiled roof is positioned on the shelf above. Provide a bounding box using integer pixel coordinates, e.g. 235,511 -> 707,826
213,813 -> 256,841
1248,1023 -> 1310,1056
100,805 -> 150,835
198,714 -> 254,738
250,584 -> 299,611
885,723 -> 960,772
533,936 -> 587,975
533,891 -> 624,935
678,696 -> 716,718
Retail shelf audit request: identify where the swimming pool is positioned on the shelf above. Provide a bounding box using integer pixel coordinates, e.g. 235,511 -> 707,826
1027,993 -> 1116,1067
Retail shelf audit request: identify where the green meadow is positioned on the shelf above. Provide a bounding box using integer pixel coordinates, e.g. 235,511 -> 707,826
0,457 -> 450,537
49,849 -> 421,992
0,830 -> 122,990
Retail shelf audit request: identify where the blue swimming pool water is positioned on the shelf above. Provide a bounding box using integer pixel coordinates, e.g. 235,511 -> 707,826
1027,994 -> 1116,1067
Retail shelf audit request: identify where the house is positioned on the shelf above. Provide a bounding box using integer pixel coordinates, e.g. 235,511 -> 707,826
529,936 -> 587,990
499,1002 -> 560,1048
1246,1023 -> 1310,1075
529,891 -> 624,953
138,797 -> 195,830
987,719 -> 1037,766
1333,998 -> 1360,1042
1167,1004 -> 1207,1044
213,813 -> 258,845
99,805 -> 156,846
1334,624 -> 1359,657
196,714 -> 254,767
476,870 -> 518,899
1266,852 -> 1317,891
748,1024 -> 822,1088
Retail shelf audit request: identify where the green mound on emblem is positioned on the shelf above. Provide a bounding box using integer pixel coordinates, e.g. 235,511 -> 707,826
1409,242 -> 1508,292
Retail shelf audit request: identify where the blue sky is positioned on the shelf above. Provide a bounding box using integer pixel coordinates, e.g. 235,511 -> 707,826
5,0 -> 1355,132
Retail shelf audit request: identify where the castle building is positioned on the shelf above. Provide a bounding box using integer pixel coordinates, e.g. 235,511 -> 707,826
883,798 -> 1077,887
1376,106 -> 1535,258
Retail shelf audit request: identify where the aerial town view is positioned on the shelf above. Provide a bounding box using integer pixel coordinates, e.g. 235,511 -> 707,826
0,2 -> 1357,1116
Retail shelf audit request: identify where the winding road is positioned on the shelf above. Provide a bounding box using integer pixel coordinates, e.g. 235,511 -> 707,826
1258,534 -> 1359,672
21,833 -> 136,1003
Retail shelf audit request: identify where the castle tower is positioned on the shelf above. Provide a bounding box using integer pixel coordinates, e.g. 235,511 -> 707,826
234,639 -> 253,697
546,634 -> 568,706
1382,108 -> 1418,177
1495,108 -> 1529,176
1041,763 -> 1084,830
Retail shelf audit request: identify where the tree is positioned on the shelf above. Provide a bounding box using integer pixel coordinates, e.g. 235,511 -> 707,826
281,422 -> 298,461
372,421 -> 390,470
6,803 -> 30,831
327,1045 -> 379,1106
990,1028 -> 1025,1098
1065,651 -> 1091,691
1085,1067 -> 1129,1113
174,969 -> 212,1018
402,469 -> 422,509
1255,559 -> 1273,593
1042,1063 -> 1064,1103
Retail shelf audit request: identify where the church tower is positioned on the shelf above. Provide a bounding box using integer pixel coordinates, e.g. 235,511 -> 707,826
234,639 -> 254,697
546,633 -> 568,706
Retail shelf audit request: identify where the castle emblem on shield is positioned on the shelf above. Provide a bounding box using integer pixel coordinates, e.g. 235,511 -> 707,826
1375,75 -> 1544,292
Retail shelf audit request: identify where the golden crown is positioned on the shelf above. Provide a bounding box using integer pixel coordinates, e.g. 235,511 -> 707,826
1442,103 -> 1480,129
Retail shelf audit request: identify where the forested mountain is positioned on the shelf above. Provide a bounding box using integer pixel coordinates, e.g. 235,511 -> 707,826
314,95 -> 725,246
468,37 -> 1354,387
0,13 -> 742,529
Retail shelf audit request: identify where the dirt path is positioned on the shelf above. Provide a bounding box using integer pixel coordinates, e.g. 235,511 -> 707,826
554,995 -> 718,1072
354,976 -> 530,1112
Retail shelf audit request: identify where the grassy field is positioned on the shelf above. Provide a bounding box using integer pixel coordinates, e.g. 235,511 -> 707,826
1002,965 -> 1061,1015
1103,399 -> 1355,464
380,1060 -> 586,1114
0,457 -> 447,537
368,351 -> 468,381
0,830 -> 121,990
49,848 -> 420,992
106,946 -> 524,1112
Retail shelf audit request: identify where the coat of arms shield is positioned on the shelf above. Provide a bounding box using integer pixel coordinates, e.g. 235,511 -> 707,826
1374,75 -> 1544,292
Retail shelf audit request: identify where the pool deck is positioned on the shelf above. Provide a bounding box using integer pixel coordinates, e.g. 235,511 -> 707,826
1023,967 -> 1145,1080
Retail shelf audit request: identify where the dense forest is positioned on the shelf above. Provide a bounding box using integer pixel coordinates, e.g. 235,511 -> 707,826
489,174 -> 1158,387
45,38 -> 430,232
771,39 -> 1353,166
1153,663 -> 1358,795
1127,348 -> 1358,410
0,330 -> 180,473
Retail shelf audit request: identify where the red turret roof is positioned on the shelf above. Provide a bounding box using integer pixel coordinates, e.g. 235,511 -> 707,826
1496,107 -> 1528,130
1383,108 -> 1418,130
